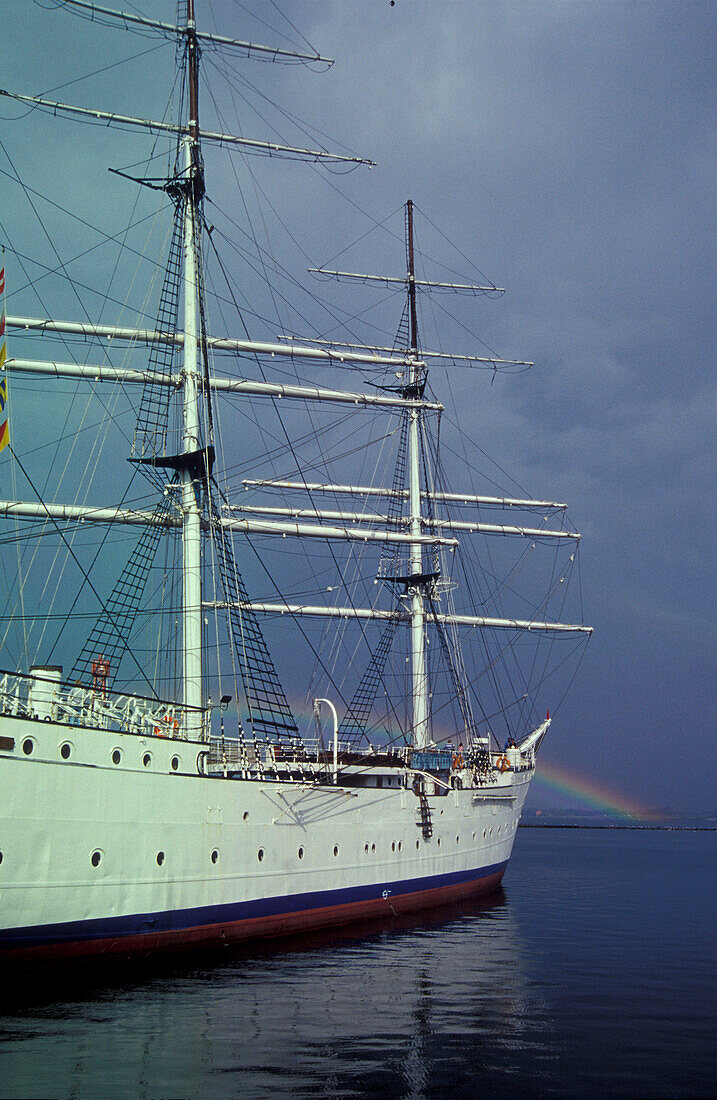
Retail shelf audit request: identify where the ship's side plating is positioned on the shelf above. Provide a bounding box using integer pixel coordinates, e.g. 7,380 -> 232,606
0,714 -> 529,963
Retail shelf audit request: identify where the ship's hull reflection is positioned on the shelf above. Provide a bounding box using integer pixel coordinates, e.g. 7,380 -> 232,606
2,885 -> 533,1100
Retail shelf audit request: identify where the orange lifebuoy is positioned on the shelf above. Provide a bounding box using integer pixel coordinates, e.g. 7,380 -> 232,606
154,713 -> 174,738
496,754 -> 511,773
452,753 -> 464,771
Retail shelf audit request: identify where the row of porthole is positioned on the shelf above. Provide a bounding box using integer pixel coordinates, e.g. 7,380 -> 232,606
253,828 -> 515,865
21,737 -> 184,773
88,848 -> 220,869
112,747 -> 181,771
0,828 -> 514,871
257,843 -> 342,864
365,840 -> 404,854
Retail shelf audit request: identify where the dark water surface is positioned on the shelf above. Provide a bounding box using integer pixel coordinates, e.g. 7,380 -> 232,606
1,829 -> 715,1099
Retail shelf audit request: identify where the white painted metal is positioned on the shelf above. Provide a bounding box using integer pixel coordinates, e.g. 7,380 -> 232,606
0,92 -> 373,164
0,717 -> 529,941
309,269 -> 506,294
28,666 -> 62,720
241,479 -> 568,510
276,335 -> 533,368
5,358 -> 178,386
57,1 -> 335,62
6,318 -> 419,368
4,358 -> 441,410
181,136 -> 203,740
517,716 -> 552,754
0,500 -> 176,527
220,516 -> 459,547
1,669 -> 188,737
314,698 -> 339,784
205,600 -> 593,634
224,503 -> 579,539
408,366 -> 429,750
210,378 -> 440,410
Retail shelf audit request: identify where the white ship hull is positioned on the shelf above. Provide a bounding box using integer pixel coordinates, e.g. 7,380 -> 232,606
0,713 -> 529,965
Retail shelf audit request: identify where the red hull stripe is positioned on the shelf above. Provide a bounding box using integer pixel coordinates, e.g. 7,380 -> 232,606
1,861 -> 507,963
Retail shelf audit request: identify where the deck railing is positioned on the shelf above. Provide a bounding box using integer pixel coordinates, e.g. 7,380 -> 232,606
0,668 -> 197,740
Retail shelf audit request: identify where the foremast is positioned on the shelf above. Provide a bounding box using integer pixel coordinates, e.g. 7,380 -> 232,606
180,1 -> 204,738
0,0 -> 385,743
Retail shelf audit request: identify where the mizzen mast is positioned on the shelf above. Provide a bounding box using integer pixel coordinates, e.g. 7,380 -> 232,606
405,199 -> 430,749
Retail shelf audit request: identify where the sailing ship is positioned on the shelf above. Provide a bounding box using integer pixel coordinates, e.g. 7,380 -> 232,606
0,1 -> 591,966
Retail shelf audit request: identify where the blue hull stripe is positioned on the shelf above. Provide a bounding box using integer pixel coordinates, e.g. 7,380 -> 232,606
2,860 -> 507,949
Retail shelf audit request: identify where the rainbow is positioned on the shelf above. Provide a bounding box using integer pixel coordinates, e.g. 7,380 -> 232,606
532,759 -> 661,822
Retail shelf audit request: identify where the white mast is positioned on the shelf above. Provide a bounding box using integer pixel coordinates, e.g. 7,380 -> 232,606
406,200 -> 430,750
408,380 -> 429,748
181,4 -> 203,737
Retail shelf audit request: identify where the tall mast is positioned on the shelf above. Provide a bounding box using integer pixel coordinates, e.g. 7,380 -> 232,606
181,0 -> 204,737
407,199 -> 419,355
406,200 -> 429,749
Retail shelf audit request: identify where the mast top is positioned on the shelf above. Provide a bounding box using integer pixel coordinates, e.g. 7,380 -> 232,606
406,200 -> 419,354
57,1 -> 334,66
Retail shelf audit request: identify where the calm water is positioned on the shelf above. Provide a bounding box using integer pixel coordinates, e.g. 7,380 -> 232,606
1,828 -> 715,1099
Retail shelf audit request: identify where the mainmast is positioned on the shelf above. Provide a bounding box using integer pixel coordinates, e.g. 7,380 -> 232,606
405,200 -> 430,749
181,0 -> 204,737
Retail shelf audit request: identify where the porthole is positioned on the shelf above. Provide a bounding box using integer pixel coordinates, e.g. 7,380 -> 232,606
22,738 -> 34,756
0,851 -> 4,865
171,756 -> 179,771
483,829 -> 487,839
112,748 -> 122,765
243,811 -> 249,822
489,827 -> 493,837
472,831 -> 476,841
257,848 -> 264,862
371,843 -> 376,853
90,850 -> 102,868
498,825 -> 502,835
364,843 -> 369,853
437,837 -> 441,847
60,742 -> 72,760
391,841 -> 396,853
143,752 -> 152,768
211,849 -> 219,865
416,839 -> 420,849
156,851 -> 165,866
297,846 -> 304,860
456,835 -> 460,845
398,841 -> 402,852
333,845 -> 339,857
